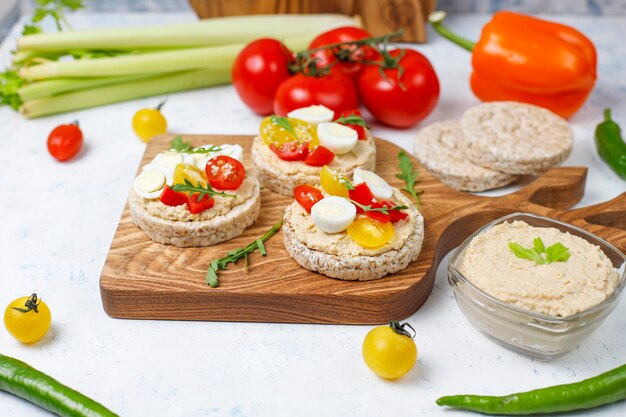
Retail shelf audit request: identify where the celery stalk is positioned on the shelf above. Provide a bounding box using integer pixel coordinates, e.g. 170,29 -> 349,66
19,36 -> 311,80
18,74 -> 150,101
17,14 -> 358,52
20,68 -> 230,118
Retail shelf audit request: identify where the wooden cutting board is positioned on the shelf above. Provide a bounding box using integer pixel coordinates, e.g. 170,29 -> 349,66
99,134 -> 626,324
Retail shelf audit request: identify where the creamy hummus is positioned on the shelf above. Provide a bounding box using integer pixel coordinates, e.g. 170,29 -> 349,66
131,176 -> 257,222
252,135 -> 376,176
459,220 -> 620,317
286,189 -> 419,256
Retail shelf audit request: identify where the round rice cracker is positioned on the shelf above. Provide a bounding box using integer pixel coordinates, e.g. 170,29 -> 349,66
282,202 -> 425,281
413,120 -> 518,192
129,178 -> 261,248
460,102 -> 573,175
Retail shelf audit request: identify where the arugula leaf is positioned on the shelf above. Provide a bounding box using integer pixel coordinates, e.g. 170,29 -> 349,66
171,179 -> 236,201
334,114 -> 371,129
396,150 -> 422,208
349,199 -> 408,215
271,115 -> 297,137
338,176 -> 354,190
0,70 -> 26,110
169,136 -> 221,154
509,238 -> 571,265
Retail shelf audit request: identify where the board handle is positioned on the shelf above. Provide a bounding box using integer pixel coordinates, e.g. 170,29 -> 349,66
506,167 -> 587,210
558,192 -> 626,255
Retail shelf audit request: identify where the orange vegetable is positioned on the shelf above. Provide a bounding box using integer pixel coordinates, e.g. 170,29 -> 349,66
430,11 -> 597,118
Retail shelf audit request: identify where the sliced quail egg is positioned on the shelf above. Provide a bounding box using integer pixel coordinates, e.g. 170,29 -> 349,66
133,165 -> 167,199
287,105 -> 334,124
311,196 -> 356,234
317,122 -> 358,155
353,168 -> 393,200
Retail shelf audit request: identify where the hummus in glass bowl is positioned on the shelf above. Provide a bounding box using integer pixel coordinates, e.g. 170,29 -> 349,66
448,213 -> 626,360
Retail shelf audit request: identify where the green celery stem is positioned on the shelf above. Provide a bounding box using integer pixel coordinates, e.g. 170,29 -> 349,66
428,11 -> 476,52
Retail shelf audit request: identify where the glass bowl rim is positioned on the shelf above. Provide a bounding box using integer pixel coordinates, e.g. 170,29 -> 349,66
448,212 -> 626,324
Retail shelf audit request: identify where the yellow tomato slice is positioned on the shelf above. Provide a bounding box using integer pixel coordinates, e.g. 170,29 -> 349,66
260,116 -> 319,148
347,218 -> 395,248
320,166 -> 350,198
173,163 -> 207,187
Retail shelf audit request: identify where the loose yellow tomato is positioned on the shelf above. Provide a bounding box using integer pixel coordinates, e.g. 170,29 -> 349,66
260,116 -> 319,148
320,166 -> 349,197
132,104 -> 167,142
173,163 -> 207,187
4,294 -> 51,344
347,217 -> 394,248
362,321 -> 417,380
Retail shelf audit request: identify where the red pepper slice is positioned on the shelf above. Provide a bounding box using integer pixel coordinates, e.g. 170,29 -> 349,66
160,185 -> 188,207
382,200 -> 409,223
364,201 -> 390,223
294,184 -> 324,213
187,193 -> 215,214
270,141 -> 309,161
348,182 -> 376,213
303,145 -> 335,166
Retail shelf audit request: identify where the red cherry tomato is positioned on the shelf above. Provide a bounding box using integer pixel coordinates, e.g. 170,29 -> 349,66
270,141 -> 309,161
205,155 -> 245,190
47,122 -> 83,161
308,27 -> 380,83
294,185 -> 324,213
273,73 -> 359,116
232,39 -> 295,115
187,193 -> 215,214
336,109 -> 367,140
160,185 -> 188,207
303,145 -> 335,166
358,49 -> 440,128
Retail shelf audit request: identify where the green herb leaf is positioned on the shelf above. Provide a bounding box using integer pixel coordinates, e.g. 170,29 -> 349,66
349,199 -> 407,215
334,114 -> 371,129
256,239 -> 266,256
338,176 -> 355,190
171,179 -> 236,200
396,150 -> 422,208
509,239 -> 571,266
206,265 -> 219,287
271,115 -> 297,137
169,136 -> 222,154
0,70 -> 26,110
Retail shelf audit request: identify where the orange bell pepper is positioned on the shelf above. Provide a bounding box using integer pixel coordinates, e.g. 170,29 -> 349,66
429,11 -> 597,118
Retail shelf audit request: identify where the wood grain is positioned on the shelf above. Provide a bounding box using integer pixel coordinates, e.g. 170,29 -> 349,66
99,134 -> 626,324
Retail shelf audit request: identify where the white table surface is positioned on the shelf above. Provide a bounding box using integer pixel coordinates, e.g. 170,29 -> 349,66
0,12 -> 625,417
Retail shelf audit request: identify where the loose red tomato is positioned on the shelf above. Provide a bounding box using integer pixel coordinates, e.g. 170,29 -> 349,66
308,27 -> 380,83
47,122 -> 83,161
187,193 -> 215,214
205,155 -> 245,190
160,185 -> 188,207
303,145 -> 335,166
336,109 -> 367,140
294,185 -> 324,213
273,73 -> 359,116
232,39 -> 295,115
358,49 -> 440,128
270,141 -> 309,161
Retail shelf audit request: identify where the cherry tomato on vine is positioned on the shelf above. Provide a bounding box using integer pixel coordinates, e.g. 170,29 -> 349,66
47,121 -> 83,161
205,155 -> 245,190
273,73 -> 359,116
308,26 -> 380,83
4,294 -> 51,344
294,184 -> 324,213
362,321 -> 417,380
133,101 -> 167,142
232,39 -> 295,115
358,48 -> 440,128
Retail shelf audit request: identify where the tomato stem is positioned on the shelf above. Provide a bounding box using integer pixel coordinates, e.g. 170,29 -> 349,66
12,293 -> 40,314
389,321 -> 415,339
156,98 -> 167,111
428,11 -> 476,52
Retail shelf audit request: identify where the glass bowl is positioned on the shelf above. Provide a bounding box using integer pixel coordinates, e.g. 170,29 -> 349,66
448,213 -> 626,360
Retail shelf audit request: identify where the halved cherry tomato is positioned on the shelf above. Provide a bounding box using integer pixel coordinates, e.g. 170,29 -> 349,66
206,155 -> 245,190
270,141 -> 309,161
294,185 -> 324,213
174,163 -> 207,187
260,116 -> 320,148
347,217 -> 395,248
304,145 -> 335,166
47,122 -> 83,161
187,193 -> 215,214
160,185 -> 188,207
320,166 -> 349,197
336,109 -> 367,140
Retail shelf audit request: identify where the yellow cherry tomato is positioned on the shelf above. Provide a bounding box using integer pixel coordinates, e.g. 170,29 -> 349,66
173,163 -> 207,187
4,294 -> 51,344
132,103 -> 167,142
347,217 -> 394,248
260,116 -> 319,149
320,166 -> 350,197
362,321 -> 417,380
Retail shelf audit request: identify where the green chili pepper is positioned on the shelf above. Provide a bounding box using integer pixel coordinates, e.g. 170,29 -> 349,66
595,108 -> 626,180
436,363 -> 626,415
0,354 -> 118,417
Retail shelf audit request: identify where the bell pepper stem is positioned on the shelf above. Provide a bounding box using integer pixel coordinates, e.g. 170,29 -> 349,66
428,11 -> 476,52
604,108 -> 612,122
